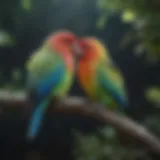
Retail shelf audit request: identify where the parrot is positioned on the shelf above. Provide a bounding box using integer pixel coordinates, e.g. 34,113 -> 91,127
76,37 -> 128,111
25,31 -> 78,141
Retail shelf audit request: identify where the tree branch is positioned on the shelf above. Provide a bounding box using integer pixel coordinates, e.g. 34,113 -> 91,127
0,90 -> 160,154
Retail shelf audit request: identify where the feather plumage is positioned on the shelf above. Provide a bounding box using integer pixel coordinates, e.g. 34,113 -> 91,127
26,31 -> 76,140
77,37 -> 127,110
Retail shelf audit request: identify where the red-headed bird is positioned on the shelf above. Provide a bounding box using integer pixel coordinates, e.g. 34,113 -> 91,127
76,37 -> 128,111
25,31 -> 77,141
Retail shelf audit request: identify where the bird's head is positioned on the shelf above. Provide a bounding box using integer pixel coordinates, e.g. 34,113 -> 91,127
75,37 -> 106,61
47,30 -> 79,55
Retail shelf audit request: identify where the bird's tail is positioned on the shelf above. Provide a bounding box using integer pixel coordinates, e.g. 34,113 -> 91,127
26,99 -> 49,141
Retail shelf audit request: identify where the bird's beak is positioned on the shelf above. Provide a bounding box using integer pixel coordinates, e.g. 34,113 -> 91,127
72,41 -> 83,58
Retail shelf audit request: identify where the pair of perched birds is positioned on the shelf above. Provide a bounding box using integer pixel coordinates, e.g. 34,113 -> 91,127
26,30 -> 127,141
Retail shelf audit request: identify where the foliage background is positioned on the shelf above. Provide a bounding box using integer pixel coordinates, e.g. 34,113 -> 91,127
0,0 -> 160,159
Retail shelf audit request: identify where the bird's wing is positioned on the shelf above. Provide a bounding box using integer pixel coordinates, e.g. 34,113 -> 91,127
26,45 -> 66,101
97,60 -> 127,106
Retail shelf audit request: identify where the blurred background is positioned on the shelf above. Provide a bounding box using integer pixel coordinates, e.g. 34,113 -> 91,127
0,0 -> 160,159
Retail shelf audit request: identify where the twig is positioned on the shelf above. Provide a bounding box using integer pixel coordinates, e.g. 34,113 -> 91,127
0,90 -> 160,154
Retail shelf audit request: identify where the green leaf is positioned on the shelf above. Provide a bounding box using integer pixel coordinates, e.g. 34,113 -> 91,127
121,10 -> 136,23
97,0 -> 160,59
96,14 -> 108,29
145,87 -> 160,106
21,0 -> 32,11
0,30 -> 16,47
11,69 -> 22,82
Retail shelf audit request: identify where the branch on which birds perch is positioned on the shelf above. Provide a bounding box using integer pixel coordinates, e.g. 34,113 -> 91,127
0,90 -> 160,155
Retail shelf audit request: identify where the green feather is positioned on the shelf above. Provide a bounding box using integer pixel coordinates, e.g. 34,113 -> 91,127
26,42 -> 73,140
96,59 -> 127,109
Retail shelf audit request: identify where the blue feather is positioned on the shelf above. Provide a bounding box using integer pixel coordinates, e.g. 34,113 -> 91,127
26,63 -> 65,140
36,63 -> 65,99
99,73 -> 126,108
26,100 -> 48,140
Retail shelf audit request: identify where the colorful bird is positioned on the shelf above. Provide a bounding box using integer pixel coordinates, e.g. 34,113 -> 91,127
25,31 -> 77,141
76,37 -> 128,111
